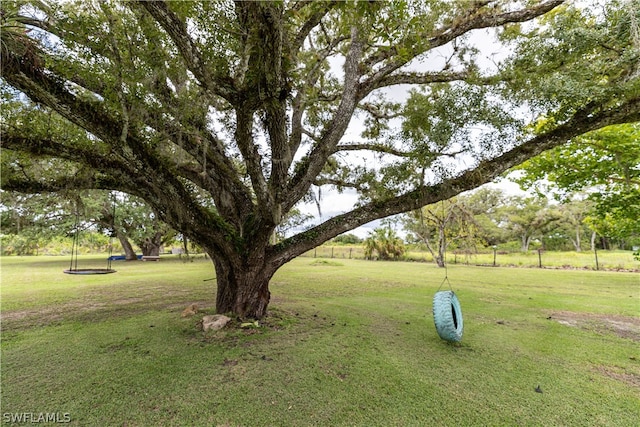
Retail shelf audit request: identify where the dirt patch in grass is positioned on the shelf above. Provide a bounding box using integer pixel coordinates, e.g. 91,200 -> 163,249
594,366 -> 640,389
0,296 -> 211,332
549,311 -> 640,342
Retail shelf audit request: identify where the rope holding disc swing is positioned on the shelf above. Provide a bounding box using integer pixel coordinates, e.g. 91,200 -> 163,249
63,194 -> 117,275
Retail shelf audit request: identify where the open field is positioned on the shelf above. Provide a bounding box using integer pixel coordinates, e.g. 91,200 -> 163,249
1,255 -> 639,426
305,246 -> 639,271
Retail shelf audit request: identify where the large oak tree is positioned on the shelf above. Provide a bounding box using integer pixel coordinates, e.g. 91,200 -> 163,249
2,0 -> 639,318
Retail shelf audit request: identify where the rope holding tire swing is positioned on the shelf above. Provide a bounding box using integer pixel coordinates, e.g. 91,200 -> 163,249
431,213 -> 464,342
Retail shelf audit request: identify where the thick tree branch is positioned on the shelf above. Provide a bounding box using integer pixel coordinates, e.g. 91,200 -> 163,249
272,95 -> 640,265
1,134 -> 140,196
361,0 -> 564,96
1,133 -> 123,170
137,0 -> 235,103
289,33 -> 349,156
1,49 -> 239,259
3,73 -> 122,149
267,95 -> 291,211
1,172 -> 124,195
334,143 -> 411,158
244,2 -> 291,214
313,177 -> 367,192
7,18 -> 252,227
358,102 -> 401,120
285,26 -> 364,212
235,106 -> 271,216
334,143 -> 465,159
291,1 -> 337,57
428,0 -> 565,49
369,70 -> 487,91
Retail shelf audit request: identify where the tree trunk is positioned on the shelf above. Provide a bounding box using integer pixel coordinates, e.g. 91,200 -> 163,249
144,243 -> 161,256
182,234 -> 190,258
117,232 -> 138,260
421,235 -> 444,268
140,232 -> 163,256
574,226 -> 582,252
213,255 -> 274,319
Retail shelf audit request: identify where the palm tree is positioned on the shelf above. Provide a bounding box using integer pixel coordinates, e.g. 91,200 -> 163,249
363,228 -> 405,261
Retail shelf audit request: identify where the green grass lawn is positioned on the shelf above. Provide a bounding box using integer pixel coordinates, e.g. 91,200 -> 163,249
1,255 -> 639,426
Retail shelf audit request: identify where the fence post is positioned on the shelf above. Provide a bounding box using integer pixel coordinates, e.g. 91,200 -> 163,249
331,247 -> 334,258
537,249 -> 542,268
349,248 -> 352,259
594,247 -> 599,271
493,246 -> 497,267
314,248 -> 317,258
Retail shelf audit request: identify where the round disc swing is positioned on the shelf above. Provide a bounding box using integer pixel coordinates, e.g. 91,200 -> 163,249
63,196 -> 117,275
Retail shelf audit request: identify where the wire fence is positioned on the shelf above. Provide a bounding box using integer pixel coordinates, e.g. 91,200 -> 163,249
300,245 -> 639,271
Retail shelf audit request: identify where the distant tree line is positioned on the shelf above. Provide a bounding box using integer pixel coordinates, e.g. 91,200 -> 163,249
346,185 -> 639,264
1,191 -> 177,257
358,122 -> 640,264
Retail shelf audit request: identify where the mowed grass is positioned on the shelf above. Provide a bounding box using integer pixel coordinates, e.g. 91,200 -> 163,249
1,255 -> 639,426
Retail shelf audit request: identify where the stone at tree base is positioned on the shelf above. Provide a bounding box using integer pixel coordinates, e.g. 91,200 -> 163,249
181,303 -> 199,318
201,314 -> 231,331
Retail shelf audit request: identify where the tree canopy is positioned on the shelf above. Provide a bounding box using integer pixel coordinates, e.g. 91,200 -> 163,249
515,123 -> 640,239
1,0 -> 639,318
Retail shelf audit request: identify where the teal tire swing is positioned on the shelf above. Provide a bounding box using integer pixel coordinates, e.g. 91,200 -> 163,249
433,290 -> 463,342
432,262 -> 464,342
